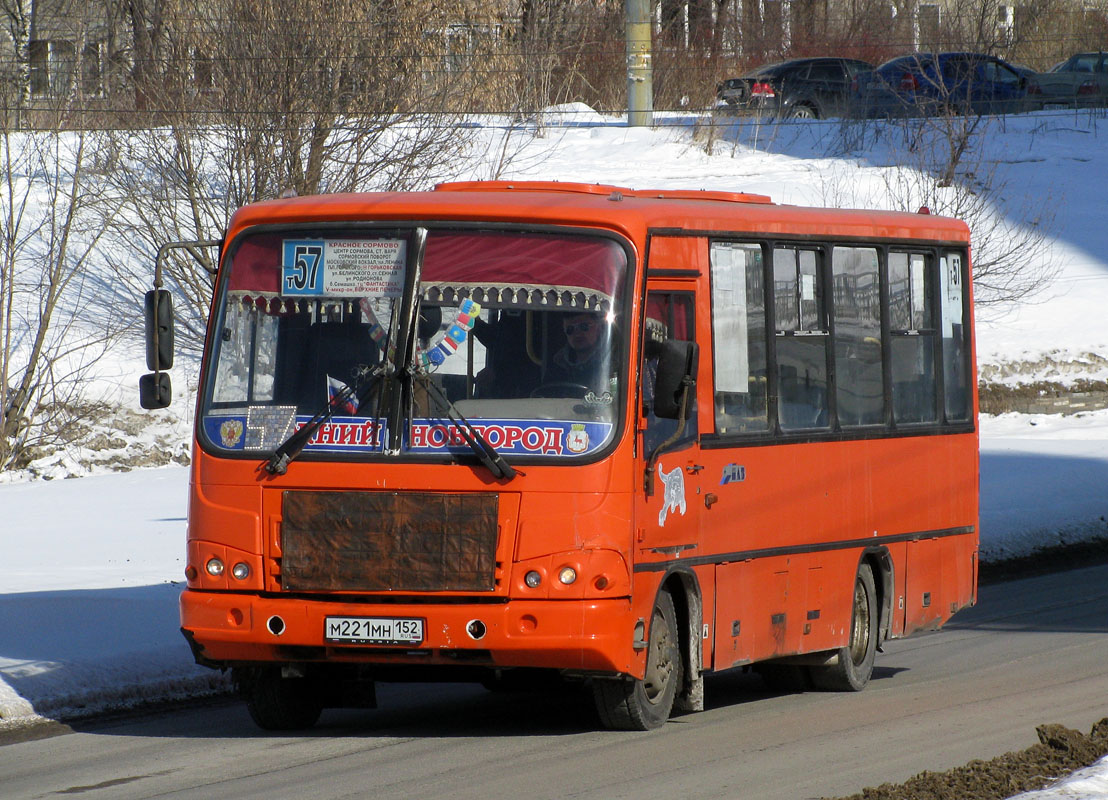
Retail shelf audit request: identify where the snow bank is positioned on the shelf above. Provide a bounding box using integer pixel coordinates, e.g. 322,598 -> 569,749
0,466 -> 231,728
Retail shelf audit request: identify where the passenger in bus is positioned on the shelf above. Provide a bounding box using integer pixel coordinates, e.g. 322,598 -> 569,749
546,311 -> 609,393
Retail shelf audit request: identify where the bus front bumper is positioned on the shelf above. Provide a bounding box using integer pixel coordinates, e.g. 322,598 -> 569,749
180,590 -> 637,675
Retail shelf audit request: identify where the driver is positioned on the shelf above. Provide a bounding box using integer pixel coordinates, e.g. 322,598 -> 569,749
546,312 -> 609,393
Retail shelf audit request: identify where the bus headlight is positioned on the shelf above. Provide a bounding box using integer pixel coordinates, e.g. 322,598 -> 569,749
231,562 -> 251,580
558,566 -> 577,585
205,558 -> 225,577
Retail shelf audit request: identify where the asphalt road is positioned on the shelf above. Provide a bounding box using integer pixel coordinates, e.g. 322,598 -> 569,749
3,563 -> 1107,800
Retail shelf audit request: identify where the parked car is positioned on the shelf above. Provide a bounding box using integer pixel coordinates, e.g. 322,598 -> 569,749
850,52 -> 1032,118
1026,52 -> 1108,109
716,57 -> 873,119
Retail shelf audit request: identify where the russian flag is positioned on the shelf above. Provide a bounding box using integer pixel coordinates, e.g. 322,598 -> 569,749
326,375 -> 359,414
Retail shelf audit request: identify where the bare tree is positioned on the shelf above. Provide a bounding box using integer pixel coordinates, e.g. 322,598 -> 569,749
879,145 -> 1058,310
103,0 -> 501,351
0,126 -> 127,470
832,110 -> 1059,310
0,0 -> 33,126
195,0 -> 500,198
0,9 -> 136,472
512,0 -> 625,116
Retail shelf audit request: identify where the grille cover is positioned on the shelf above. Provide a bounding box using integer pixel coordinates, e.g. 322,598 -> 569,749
281,491 -> 499,592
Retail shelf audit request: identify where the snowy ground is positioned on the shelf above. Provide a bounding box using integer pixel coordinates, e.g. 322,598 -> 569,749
2,108 -> 1107,798
3,411 -> 1106,725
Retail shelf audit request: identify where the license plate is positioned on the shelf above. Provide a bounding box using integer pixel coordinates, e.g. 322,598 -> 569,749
324,616 -> 424,645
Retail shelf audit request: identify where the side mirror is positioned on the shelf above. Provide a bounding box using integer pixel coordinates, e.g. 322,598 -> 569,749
139,371 -> 172,409
141,289 -> 174,409
145,289 -> 174,370
653,339 -> 698,420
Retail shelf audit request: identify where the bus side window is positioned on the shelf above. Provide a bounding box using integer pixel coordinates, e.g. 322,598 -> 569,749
833,246 -> 884,427
940,252 -> 971,422
774,247 -> 830,431
643,292 -> 696,453
709,242 -> 768,433
889,252 -> 938,424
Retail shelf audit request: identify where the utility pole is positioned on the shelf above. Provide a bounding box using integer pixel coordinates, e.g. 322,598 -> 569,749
625,0 -> 653,126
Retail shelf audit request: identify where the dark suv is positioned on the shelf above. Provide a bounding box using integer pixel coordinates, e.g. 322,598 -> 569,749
717,57 -> 874,119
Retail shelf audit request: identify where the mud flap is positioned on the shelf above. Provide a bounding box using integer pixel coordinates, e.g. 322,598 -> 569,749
674,587 -> 705,713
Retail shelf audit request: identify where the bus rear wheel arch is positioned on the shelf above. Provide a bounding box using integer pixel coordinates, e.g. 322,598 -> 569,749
809,560 -> 878,691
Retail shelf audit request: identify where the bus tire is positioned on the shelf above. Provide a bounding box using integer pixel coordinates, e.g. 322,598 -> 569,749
593,589 -> 682,730
244,667 -> 323,731
811,562 -> 877,692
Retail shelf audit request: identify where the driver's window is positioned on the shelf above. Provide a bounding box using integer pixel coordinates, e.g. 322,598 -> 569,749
643,291 -> 696,453
985,62 -> 1017,85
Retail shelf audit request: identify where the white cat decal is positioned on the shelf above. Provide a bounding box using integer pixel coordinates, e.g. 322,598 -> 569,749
657,464 -> 687,526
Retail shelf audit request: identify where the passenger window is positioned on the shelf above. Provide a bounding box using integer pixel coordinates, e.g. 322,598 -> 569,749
808,63 -> 840,81
832,247 -> 883,426
889,252 -> 938,424
710,242 -> 768,434
947,57 -> 974,83
940,252 -> 971,422
995,64 -> 1019,85
643,292 -> 697,453
774,246 -> 829,431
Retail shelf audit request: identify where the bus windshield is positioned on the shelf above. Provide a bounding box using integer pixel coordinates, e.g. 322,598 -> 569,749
200,227 -> 629,463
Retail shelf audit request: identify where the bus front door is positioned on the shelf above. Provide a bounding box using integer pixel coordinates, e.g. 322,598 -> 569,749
636,288 -> 703,559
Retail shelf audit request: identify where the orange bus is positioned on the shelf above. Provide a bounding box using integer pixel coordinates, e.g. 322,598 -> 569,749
141,181 -> 978,731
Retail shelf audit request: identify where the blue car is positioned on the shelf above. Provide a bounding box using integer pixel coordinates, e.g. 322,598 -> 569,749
850,52 -> 1032,118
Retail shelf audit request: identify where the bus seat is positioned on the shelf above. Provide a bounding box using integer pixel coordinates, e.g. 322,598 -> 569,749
472,312 -> 541,398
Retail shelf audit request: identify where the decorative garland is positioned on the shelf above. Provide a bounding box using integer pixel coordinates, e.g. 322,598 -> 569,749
227,292 -> 481,372
419,299 -> 482,371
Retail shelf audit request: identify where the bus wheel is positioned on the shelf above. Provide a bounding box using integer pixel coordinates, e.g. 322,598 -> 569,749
593,590 -> 682,730
243,667 -> 323,731
811,562 -> 877,692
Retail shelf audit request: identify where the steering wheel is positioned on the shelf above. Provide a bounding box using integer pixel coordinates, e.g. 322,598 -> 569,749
530,382 -> 590,399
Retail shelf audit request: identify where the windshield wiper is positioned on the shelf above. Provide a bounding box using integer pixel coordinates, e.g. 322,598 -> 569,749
263,364 -> 386,475
412,369 -> 518,481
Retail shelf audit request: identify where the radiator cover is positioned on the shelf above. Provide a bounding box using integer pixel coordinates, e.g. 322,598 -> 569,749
280,491 -> 499,592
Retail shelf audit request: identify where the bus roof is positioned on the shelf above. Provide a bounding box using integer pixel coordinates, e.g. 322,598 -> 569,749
225,181 -> 972,246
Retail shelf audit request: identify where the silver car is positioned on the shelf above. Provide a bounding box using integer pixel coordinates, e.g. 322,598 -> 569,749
1028,52 -> 1108,109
